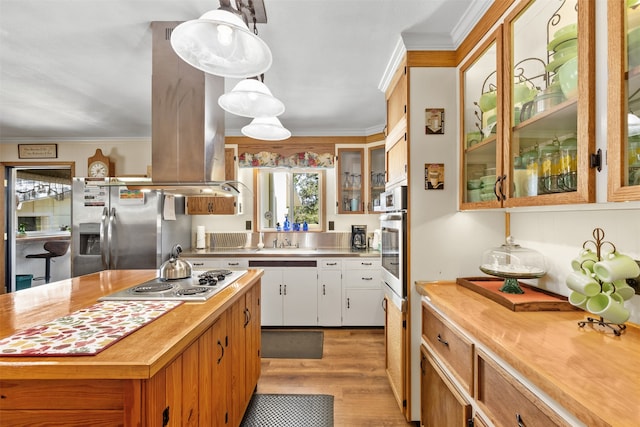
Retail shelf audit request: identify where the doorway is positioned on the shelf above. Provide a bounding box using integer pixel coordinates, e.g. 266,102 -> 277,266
2,162 -> 74,292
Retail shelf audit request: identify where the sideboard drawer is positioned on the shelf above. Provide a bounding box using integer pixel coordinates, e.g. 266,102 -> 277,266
475,349 -> 570,427
422,301 -> 474,396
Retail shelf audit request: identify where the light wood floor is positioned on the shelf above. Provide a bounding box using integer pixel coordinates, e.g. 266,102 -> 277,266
256,328 -> 418,427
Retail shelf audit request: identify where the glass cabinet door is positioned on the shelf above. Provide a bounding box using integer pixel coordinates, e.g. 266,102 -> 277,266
337,147 -> 364,213
608,0 -> 640,201
368,143 -> 385,212
504,0 -> 594,207
460,27 -> 503,209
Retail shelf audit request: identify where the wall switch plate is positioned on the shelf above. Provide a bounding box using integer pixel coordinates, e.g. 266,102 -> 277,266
245,220 -> 252,230
328,221 -> 334,231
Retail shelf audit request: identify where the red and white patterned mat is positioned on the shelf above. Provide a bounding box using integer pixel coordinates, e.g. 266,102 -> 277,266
0,300 -> 182,356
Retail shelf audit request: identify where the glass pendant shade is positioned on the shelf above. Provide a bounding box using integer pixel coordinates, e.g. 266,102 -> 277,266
170,9 -> 272,78
241,116 -> 291,141
218,79 -> 285,117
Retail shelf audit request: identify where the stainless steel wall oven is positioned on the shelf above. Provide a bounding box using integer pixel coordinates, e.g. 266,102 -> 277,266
379,185 -> 407,311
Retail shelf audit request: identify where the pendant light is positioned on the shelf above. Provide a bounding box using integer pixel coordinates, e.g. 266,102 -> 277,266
241,116 -> 291,141
170,3 -> 272,78
218,78 -> 285,118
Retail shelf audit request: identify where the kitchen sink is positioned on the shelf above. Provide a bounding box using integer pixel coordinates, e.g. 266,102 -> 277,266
254,248 -> 318,255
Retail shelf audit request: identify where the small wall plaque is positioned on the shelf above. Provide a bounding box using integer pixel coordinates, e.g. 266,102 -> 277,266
18,144 -> 58,159
425,108 -> 445,134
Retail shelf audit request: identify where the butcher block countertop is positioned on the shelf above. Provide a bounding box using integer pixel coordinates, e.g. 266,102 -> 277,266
0,269 -> 263,381
416,281 -> 640,427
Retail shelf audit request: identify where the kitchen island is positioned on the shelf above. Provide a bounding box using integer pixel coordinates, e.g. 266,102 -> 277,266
0,269 -> 263,426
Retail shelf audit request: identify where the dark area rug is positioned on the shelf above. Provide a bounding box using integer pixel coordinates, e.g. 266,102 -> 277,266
241,394 -> 334,427
261,330 -> 323,359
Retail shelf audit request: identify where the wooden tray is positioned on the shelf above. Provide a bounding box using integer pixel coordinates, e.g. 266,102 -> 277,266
456,277 -> 578,312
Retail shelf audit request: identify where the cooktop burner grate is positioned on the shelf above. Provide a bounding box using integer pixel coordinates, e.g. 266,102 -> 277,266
176,287 -> 211,296
200,269 -> 232,278
131,283 -> 174,293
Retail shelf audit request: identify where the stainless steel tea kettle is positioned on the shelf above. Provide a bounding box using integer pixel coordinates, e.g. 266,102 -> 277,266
159,244 -> 192,280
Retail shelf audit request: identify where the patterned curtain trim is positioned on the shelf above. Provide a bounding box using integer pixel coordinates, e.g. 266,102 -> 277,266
238,151 -> 335,168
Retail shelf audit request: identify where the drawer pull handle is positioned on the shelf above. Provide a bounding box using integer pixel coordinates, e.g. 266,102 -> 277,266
193,262 -> 204,266
436,334 -> 449,346
362,277 -> 373,281
516,413 -> 524,427
216,339 -> 224,364
362,262 -> 372,266
228,262 -> 239,266
327,262 -> 337,266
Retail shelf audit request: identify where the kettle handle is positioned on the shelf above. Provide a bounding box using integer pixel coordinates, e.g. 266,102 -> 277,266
171,244 -> 183,259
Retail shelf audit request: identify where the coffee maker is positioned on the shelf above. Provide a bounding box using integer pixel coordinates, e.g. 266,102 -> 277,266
351,225 -> 367,250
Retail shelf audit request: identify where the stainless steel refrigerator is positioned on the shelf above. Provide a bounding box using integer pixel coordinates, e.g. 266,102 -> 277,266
71,178 -> 191,277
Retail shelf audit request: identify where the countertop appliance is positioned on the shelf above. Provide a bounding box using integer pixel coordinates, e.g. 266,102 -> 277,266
351,225 -> 367,250
71,178 -> 191,277
379,185 -> 407,311
99,269 -> 247,302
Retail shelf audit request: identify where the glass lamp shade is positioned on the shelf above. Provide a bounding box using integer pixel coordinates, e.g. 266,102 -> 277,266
170,9 -> 272,78
241,116 -> 291,141
218,79 -> 285,118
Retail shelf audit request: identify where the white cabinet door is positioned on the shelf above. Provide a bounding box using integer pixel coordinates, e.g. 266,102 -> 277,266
260,269 -> 285,326
318,269 -> 342,326
283,268 -> 318,326
343,288 -> 385,326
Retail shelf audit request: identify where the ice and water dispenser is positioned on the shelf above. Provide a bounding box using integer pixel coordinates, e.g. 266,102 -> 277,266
78,223 -> 101,255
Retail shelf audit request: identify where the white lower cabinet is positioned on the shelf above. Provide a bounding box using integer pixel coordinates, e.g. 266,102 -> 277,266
187,256 -> 383,327
342,259 -> 383,326
318,259 -> 343,326
258,266 -> 318,326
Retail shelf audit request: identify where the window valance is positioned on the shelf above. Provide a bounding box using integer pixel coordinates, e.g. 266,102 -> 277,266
238,151 -> 334,168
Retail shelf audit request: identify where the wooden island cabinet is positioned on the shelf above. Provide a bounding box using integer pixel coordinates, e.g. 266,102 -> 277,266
0,269 -> 263,426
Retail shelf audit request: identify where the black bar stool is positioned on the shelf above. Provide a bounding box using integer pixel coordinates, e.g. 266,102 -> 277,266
26,241 -> 70,283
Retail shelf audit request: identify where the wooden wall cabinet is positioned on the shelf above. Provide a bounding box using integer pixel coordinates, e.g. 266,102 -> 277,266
337,147 -> 365,213
608,0 -> 640,201
368,142 -> 385,211
459,0 -> 596,209
385,65 -> 408,188
187,147 -> 237,215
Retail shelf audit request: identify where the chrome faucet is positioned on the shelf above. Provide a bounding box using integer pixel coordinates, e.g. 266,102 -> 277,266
273,239 -> 278,248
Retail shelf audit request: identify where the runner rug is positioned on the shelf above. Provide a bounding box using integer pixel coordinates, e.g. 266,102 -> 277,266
261,329 -> 323,359
241,394 -> 334,427
0,300 -> 182,356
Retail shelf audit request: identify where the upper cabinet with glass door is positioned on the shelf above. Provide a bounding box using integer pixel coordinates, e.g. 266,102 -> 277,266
503,0 -> 595,207
460,27 -> 503,209
608,0 -> 640,201
337,147 -> 365,214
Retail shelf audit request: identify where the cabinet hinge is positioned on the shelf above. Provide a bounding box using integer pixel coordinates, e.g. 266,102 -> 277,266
404,105 -> 406,114
590,148 -> 602,171
402,320 -> 406,329
402,399 -> 407,408
467,418 -> 474,427
403,66 -> 407,75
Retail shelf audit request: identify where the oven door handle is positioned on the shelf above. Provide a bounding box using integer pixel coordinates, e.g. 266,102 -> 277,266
380,213 -> 404,221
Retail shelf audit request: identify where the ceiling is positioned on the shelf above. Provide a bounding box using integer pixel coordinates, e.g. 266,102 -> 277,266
0,0 -> 493,142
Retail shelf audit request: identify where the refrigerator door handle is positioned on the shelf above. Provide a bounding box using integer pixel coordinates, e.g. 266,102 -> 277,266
100,207 -> 109,270
108,207 -> 117,269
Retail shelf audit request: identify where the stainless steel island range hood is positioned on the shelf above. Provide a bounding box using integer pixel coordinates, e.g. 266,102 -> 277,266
118,21 -> 238,197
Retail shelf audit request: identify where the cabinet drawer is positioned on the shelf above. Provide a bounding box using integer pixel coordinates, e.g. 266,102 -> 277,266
184,258 -> 219,269
319,259 -> 342,269
344,270 -> 380,288
343,259 -> 380,269
475,349 -> 569,427
422,302 -> 474,396
219,258 -> 248,268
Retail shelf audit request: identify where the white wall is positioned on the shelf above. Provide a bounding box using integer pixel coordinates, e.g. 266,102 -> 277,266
1,139 -> 151,177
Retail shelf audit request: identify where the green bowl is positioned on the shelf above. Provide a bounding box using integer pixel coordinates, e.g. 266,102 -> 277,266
558,56 -> 578,99
467,179 -> 482,190
478,90 -> 497,112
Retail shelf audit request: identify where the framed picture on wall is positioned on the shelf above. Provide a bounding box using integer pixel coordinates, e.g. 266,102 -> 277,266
425,108 -> 444,134
425,163 -> 445,189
